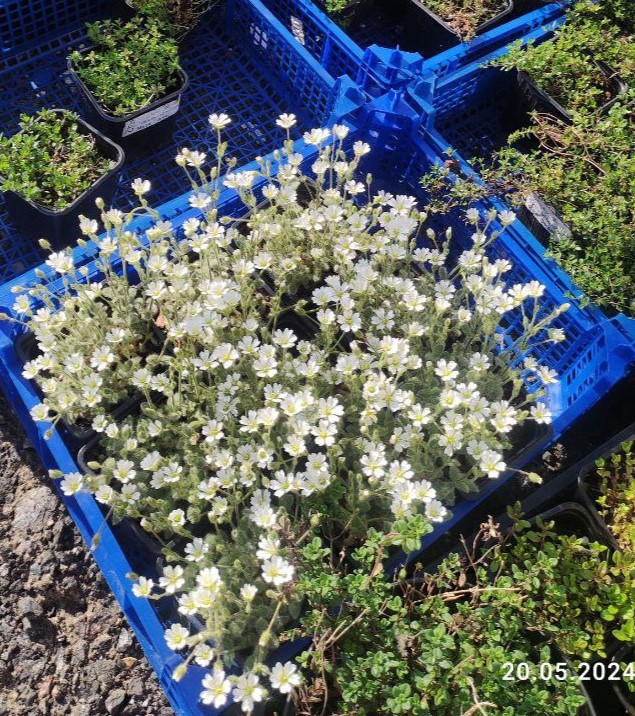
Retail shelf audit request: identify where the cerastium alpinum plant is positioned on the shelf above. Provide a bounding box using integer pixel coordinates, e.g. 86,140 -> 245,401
4,113 -> 568,713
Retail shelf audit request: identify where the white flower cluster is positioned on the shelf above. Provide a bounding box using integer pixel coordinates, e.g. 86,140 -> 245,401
13,113 -> 569,714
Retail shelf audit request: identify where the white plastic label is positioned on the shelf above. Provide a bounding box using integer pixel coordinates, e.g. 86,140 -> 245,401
122,97 -> 181,137
290,15 -> 305,45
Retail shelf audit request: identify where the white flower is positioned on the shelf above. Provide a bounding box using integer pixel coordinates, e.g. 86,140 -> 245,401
189,192 -> 212,209
201,669 -> 232,708
196,566 -> 223,592
426,499 -> 448,522
530,402 -> 552,424
536,366 -> 559,385
303,127 -> 330,145
332,123 -> 350,140
45,251 -> 73,274
92,415 -> 109,433
312,419 -> 337,446
159,565 -> 185,594
12,294 -> 31,315
208,113 -> 232,130
193,644 -> 215,667
164,624 -> 189,651
185,538 -> 209,562
353,140 -> 371,156
361,449 -> 387,479
224,171 -> 259,189
466,208 -> 480,223
132,577 -> 154,597
434,359 -> 459,382
524,280 -> 545,299
270,661 -> 301,694
95,484 -> 114,505
499,210 -> 516,226
168,509 -> 186,529
480,450 -> 507,478
232,673 -> 265,713
132,576 -> 154,598
79,216 -> 99,235
240,584 -> 258,602
469,353 -> 491,372
30,403 -> 51,422
256,535 -> 280,561
60,472 -> 83,496
113,460 -> 136,483
261,556 -> 294,586
548,328 -> 566,343
276,113 -> 297,129
131,178 -> 151,196
345,180 -> 366,196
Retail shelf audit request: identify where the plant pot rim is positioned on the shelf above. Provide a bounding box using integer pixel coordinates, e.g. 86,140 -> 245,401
458,419 -> 554,501
517,58 -> 629,124
1,108 -> 124,218
415,0 -> 514,40
68,50 -> 189,124
611,645 -> 635,714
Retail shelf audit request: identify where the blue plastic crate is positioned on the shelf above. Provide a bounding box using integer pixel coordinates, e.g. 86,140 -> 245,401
0,0 -> 108,58
259,0 -> 570,96
0,0 -> 363,285
1,90 -> 633,709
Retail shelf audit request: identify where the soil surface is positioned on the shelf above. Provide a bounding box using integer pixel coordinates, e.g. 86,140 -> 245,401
0,394 -> 173,716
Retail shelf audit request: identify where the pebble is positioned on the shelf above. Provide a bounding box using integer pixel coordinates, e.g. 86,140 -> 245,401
105,688 -> 128,715
17,596 -> 43,618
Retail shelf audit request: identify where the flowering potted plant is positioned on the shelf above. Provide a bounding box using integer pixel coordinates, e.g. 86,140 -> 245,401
68,18 -> 188,147
11,112 -> 567,713
0,108 -> 123,247
7,179 -> 168,443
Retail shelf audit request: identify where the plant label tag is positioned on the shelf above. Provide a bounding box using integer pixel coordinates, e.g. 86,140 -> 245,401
122,98 -> 181,137
290,15 -> 305,45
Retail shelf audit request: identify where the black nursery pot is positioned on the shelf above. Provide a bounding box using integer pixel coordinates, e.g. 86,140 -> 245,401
517,59 -> 629,125
68,52 -> 189,151
2,110 -> 124,249
533,501 -> 598,537
16,331 -> 95,445
317,0 -> 513,54
611,646 -> 635,715
458,420 -> 553,502
16,329 -> 151,449
416,0 -> 514,46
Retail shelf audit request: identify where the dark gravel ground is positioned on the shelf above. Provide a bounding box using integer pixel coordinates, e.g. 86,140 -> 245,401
0,394 -> 173,716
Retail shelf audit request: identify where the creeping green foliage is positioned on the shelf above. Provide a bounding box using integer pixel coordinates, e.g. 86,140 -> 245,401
495,9 -> 634,112
69,18 -> 182,117
0,109 -> 115,210
128,0 -> 221,38
594,440 -> 635,551
421,1 -> 635,316
290,507 -> 635,714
